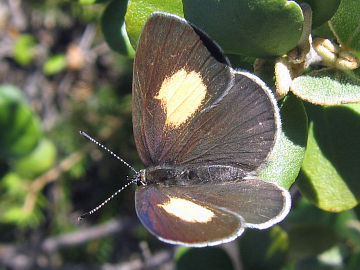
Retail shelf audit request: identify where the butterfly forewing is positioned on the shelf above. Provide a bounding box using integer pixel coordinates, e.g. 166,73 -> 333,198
132,13 -> 279,173
171,72 -> 279,171
133,13 -> 233,167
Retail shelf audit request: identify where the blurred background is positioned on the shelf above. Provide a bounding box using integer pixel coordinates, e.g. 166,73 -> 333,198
0,0 -> 150,269
1,1 -> 360,270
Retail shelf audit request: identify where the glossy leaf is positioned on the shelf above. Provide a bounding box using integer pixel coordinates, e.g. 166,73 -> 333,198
329,0 -> 360,51
291,68 -> 360,105
0,172 -> 26,197
101,0 -> 135,56
297,103 -> 360,212
125,0 -> 303,57
348,251 -> 360,270
0,169 -> 47,227
297,0 -> 341,27
258,94 -> 308,189
284,199 -> 353,261
0,85 -> 41,158
294,253 -> 342,270
318,246 -> 343,267
1,204 -> 44,228
289,224 -> 338,258
239,226 -> 289,270
13,34 -> 36,66
14,138 -> 57,179
183,0 -> 303,57
124,0 -> 183,48
311,22 -> 336,40
286,197 -> 357,231
43,54 -> 67,75
226,54 -> 256,72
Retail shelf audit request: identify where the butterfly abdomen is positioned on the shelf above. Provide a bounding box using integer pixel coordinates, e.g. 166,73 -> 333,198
143,165 -> 247,186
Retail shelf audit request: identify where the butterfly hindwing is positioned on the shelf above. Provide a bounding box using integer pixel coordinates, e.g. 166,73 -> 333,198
135,185 -> 245,247
157,178 -> 291,228
135,177 -> 290,246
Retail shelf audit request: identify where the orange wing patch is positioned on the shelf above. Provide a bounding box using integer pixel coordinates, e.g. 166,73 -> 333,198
155,69 -> 207,127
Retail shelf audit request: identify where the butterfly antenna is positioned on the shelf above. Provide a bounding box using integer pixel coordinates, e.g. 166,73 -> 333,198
78,177 -> 139,220
80,131 -> 138,175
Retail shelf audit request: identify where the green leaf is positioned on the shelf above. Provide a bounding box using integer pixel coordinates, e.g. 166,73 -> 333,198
296,259 -> 341,270
290,68 -> 360,105
0,84 -> 24,102
43,54 -> 67,75
0,85 -> 42,158
226,54 -> 256,72
125,0 -> 184,48
183,0 -> 304,57
297,0 -> 341,28
283,197 -> 359,255
258,94 -> 308,189
353,51 -> 360,61
13,34 -> 37,66
348,251 -> 360,270
78,0 -> 111,4
285,197 -> 356,231
1,172 -> 27,197
288,224 -> 338,259
1,205 -> 44,228
297,102 -> 360,212
175,246 -> 234,270
239,226 -> 289,270
345,218 -> 360,250
329,0 -> 360,51
318,245 -> 343,267
101,0 -> 135,57
311,22 -> 336,40
13,138 -> 57,179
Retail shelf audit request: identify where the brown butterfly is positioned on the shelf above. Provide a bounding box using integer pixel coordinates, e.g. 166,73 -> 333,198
131,12 -> 291,247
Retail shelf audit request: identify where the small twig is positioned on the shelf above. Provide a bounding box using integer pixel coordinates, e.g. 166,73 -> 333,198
140,241 -> 152,265
23,151 -> 84,214
223,241 -> 243,270
0,219 -> 174,270
56,71 -> 75,108
42,218 -> 138,253
89,42 -> 110,58
24,69 -> 43,99
0,35 -> 13,58
8,0 -> 27,30
78,24 -> 96,51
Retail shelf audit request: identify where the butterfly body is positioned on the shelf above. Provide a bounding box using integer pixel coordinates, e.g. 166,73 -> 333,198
140,165 -> 247,186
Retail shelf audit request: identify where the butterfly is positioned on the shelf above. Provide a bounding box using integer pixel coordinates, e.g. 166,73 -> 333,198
131,11 -> 290,247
